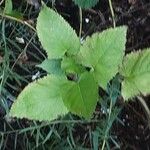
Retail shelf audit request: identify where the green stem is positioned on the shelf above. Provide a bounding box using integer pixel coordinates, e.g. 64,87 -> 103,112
101,139 -> 106,150
0,20 -> 8,94
0,13 -> 36,32
79,7 -> 82,40
108,0 -> 116,27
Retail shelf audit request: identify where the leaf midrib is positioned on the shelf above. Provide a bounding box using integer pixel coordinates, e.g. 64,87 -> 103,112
124,70 -> 150,79
77,83 -> 88,115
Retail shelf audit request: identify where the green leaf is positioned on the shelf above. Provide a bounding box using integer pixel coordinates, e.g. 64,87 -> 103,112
61,57 -> 85,74
3,0 -> 23,19
36,4 -> 80,59
78,26 -> 127,89
10,75 -> 68,121
8,10 -> 23,19
61,72 -> 98,119
4,0 -> 12,14
37,59 -> 63,75
73,0 -> 99,8
119,49 -> 150,100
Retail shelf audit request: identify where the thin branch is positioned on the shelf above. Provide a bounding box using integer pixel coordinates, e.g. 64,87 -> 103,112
108,0 -> 116,27
0,13 -> 36,32
79,7 -> 82,40
137,96 -> 150,129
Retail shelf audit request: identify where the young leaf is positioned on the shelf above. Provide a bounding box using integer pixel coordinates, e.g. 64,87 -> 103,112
73,0 -> 99,8
3,0 -> 23,19
4,0 -> 12,14
61,72 -> 98,119
7,10 -> 23,19
37,59 -> 63,75
119,49 -> 150,100
61,57 -> 85,74
10,75 -> 68,121
36,4 -> 80,59
77,26 -> 127,89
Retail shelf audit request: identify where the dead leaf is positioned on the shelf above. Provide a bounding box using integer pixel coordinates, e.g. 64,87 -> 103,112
128,0 -> 137,5
26,0 -> 40,9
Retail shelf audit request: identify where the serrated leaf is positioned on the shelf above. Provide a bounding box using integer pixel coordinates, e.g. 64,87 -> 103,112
36,5 -> 80,59
119,49 -> 150,100
78,26 -> 127,89
10,75 -> 68,121
37,59 -> 63,75
4,0 -> 12,14
73,0 -> 99,8
61,57 -> 85,74
61,72 -> 98,119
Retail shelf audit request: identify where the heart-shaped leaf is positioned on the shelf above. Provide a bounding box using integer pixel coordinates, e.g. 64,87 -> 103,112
61,72 -> 98,119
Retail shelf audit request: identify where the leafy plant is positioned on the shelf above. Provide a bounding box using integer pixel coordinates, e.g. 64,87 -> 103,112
10,4 -> 150,122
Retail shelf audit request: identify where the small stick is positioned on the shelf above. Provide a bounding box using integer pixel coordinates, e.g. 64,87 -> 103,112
137,96 -> 150,129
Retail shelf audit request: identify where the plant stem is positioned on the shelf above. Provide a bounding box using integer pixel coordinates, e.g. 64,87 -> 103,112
0,13 -> 36,32
79,7 -> 82,40
0,0 -> 4,5
137,96 -> 150,129
108,0 -> 116,27
11,33 -> 36,70
0,20 -> 8,94
101,139 -> 106,150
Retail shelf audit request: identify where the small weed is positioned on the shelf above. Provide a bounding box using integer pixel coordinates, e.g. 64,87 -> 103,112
0,0 -> 149,149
